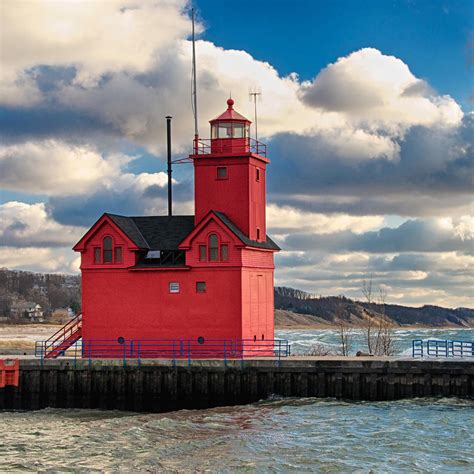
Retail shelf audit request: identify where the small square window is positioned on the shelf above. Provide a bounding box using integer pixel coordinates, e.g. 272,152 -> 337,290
114,247 -> 122,263
94,247 -> 101,263
217,166 -> 228,179
199,245 -> 206,261
221,244 -> 228,261
196,281 -> 206,293
169,282 -> 180,293
256,168 -> 260,181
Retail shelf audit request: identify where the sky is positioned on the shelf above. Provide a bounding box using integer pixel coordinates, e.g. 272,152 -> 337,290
0,0 -> 472,308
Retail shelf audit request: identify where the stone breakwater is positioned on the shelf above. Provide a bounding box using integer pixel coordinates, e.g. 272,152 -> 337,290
0,357 -> 472,412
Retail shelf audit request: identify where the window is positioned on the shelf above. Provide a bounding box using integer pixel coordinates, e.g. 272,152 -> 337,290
94,236 -> 123,265
216,166 -> 228,179
218,122 -> 233,138
169,282 -> 180,293
256,168 -> 260,181
196,281 -> 206,293
221,244 -> 228,261
256,228 -> 261,240
233,123 -> 245,138
199,235 -> 228,263
209,234 -> 219,261
103,236 -> 113,263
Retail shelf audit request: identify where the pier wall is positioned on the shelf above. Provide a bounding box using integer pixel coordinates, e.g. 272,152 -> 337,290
0,358 -> 472,412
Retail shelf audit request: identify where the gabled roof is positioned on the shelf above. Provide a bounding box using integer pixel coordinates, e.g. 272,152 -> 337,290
75,211 -> 279,253
213,212 -> 280,251
179,210 -> 280,251
107,214 -> 195,250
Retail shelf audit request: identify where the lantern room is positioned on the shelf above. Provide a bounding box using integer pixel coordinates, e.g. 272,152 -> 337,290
209,98 -> 251,154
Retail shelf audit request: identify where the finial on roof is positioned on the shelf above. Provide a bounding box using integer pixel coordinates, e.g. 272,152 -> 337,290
227,97 -> 234,109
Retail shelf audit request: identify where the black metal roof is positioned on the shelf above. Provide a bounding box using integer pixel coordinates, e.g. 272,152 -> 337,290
106,212 -> 280,252
107,214 -> 195,250
213,212 -> 280,251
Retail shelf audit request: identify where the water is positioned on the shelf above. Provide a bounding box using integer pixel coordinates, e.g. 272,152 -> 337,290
0,398 -> 472,471
276,328 -> 474,356
1,328 -> 473,471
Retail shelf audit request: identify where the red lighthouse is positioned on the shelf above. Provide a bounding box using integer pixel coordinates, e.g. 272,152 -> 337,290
47,98 -> 279,358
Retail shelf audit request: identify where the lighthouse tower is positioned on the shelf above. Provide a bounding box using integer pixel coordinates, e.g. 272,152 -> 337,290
193,98 -> 268,242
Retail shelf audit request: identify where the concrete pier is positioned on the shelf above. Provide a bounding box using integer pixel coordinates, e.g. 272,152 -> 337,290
0,357 -> 472,412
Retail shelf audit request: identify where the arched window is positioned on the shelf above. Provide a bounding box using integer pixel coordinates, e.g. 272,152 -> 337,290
208,234 -> 218,261
103,236 -> 113,263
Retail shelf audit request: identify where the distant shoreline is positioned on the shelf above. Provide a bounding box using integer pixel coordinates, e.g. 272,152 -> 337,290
275,324 -> 474,330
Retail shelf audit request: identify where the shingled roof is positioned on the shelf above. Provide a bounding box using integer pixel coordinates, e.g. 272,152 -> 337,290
106,212 -> 279,252
213,212 -> 280,251
107,214 -> 195,250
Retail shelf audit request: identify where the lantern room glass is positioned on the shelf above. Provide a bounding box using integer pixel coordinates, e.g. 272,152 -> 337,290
211,122 -> 248,139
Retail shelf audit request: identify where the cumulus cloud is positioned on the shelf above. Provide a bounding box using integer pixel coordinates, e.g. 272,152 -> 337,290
0,202 -> 86,247
0,0 -> 191,105
267,204 -> 384,236
0,140 -> 124,195
284,217 -> 473,255
268,113 -> 473,217
299,48 -> 463,128
0,139 -> 169,197
0,246 -> 78,273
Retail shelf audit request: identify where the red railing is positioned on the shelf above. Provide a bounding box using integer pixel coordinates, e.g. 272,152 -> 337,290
193,138 -> 267,157
39,313 -> 82,358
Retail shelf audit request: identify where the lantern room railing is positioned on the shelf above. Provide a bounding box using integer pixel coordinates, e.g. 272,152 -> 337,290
193,137 -> 267,157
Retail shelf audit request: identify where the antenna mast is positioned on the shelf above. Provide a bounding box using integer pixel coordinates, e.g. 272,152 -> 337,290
249,88 -> 261,142
191,8 -> 199,153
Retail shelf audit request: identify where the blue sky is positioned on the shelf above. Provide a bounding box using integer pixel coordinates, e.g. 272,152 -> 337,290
198,0 -> 473,109
0,1 -> 472,307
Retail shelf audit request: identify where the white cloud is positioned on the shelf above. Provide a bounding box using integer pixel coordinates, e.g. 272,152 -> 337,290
0,0 -> 191,104
267,204 -> 384,236
0,139 -> 168,197
0,201 -> 86,247
300,48 -> 463,129
0,247 -> 76,273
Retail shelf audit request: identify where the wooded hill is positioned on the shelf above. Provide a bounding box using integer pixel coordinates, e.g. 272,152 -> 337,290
0,268 -> 81,320
274,287 -> 474,328
0,268 -> 471,327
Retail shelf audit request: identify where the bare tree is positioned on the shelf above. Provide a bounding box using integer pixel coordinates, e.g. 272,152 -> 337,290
335,305 -> 352,356
362,276 -> 377,354
361,278 -> 396,356
304,343 -> 334,356
375,286 -> 395,356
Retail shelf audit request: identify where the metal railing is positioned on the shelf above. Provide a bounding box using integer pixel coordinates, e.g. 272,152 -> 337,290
412,339 -> 474,358
193,138 -> 267,157
40,313 -> 82,357
35,338 -> 291,366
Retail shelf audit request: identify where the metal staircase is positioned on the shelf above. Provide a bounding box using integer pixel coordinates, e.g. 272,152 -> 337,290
38,313 -> 82,359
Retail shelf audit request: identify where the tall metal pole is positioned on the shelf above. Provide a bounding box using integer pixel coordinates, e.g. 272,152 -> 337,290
249,91 -> 261,142
192,8 -> 199,153
253,95 -> 258,142
166,116 -> 172,217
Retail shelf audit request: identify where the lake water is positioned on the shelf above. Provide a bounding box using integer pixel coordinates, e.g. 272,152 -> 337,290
0,328 -> 473,471
0,398 -> 472,471
276,327 -> 474,356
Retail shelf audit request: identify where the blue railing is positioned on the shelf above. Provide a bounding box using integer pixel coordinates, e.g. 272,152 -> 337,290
412,339 -> 474,358
35,338 -> 291,365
